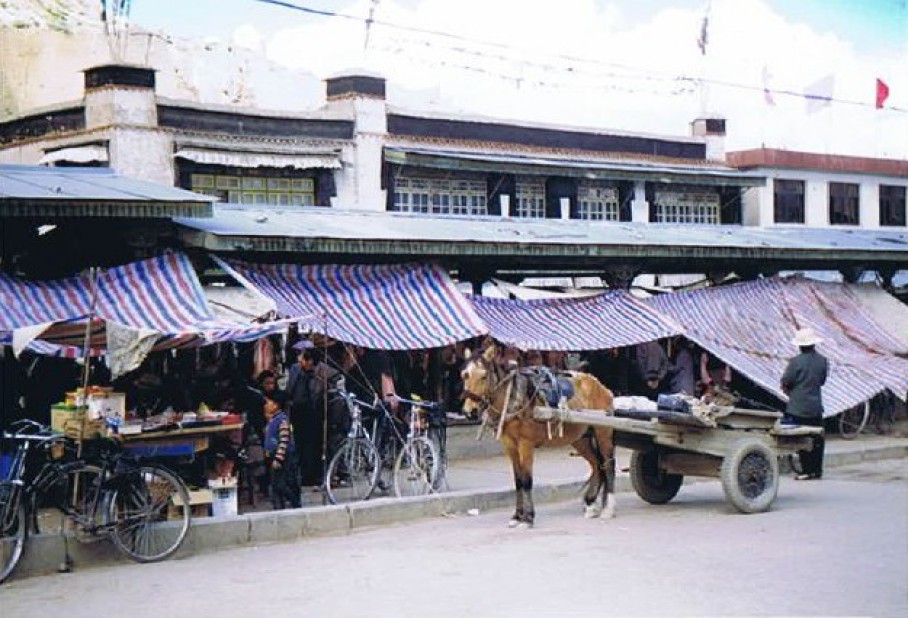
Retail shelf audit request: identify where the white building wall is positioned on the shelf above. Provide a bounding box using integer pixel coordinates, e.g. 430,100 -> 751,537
753,168 -> 907,230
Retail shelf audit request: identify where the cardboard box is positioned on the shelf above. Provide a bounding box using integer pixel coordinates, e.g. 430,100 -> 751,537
51,405 -> 104,440
169,489 -> 213,519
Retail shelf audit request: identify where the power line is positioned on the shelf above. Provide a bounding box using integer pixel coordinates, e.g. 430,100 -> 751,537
252,0 -> 905,114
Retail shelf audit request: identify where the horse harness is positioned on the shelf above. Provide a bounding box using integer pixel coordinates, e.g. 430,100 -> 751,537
465,360 -> 574,440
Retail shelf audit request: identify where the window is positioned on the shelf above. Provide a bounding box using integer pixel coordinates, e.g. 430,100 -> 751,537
577,182 -> 619,221
514,178 -> 546,218
773,179 -> 805,223
190,173 -> 314,205
879,185 -> 906,227
829,182 -> 859,225
392,176 -> 487,215
653,188 -> 720,224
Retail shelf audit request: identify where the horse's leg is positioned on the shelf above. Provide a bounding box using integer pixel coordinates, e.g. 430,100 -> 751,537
595,428 -> 617,519
572,429 -> 604,518
501,435 -> 525,527
516,438 -> 536,528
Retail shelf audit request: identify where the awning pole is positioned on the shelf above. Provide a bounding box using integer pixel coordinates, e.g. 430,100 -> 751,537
77,267 -> 101,457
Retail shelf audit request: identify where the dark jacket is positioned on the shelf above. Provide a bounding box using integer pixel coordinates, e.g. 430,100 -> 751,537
781,348 -> 828,419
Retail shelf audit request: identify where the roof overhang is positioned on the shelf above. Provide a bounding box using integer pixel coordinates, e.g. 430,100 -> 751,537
39,144 -> 109,165
175,207 -> 907,274
1,165 -> 213,218
174,147 -> 341,170
385,147 -> 765,188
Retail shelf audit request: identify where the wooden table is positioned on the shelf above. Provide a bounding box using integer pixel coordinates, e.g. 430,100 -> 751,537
122,423 -> 244,457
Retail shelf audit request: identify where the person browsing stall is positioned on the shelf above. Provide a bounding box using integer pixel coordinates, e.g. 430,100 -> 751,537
780,327 -> 829,481
262,391 -> 301,509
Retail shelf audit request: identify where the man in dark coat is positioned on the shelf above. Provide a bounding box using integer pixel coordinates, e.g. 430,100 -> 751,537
287,341 -> 340,487
781,327 -> 829,480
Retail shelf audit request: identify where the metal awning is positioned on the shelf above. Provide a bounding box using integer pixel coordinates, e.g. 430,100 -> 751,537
39,144 -> 109,165
385,147 -> 765,187
175,147 -> 341,170
0,164 -> 213,218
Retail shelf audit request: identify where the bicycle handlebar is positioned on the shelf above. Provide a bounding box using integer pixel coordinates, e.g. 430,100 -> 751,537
2,420 -> 63,443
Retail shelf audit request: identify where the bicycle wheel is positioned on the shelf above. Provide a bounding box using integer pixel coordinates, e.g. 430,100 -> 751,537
325,438 -> 379,505
109,465 -> 190,563
393,436 -> 439,498
0,481 -> 27,585
838,402 -> 869,440
33,464 -> 106,540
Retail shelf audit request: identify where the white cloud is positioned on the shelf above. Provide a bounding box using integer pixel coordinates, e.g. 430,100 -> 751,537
251,0 -> 905,158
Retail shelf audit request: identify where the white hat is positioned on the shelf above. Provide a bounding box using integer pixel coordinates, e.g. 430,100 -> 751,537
791,327 -> 823,347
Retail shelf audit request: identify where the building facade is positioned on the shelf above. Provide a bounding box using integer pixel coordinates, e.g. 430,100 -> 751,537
728,149 -> 907,230
2,63 -> 905,287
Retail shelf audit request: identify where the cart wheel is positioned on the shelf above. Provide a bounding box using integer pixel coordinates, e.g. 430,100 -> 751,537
629,451 -> 683,505
838,402 -> 869,440
720,439 -> 779,514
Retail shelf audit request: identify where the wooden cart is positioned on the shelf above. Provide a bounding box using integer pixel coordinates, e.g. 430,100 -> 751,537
533,404 -> 822,513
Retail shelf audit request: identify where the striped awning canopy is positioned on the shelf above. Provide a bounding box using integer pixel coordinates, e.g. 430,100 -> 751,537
646,277 -> 908,417
470,291 -> 682,351
221,260 -> 488,349
0,253 -> 284,352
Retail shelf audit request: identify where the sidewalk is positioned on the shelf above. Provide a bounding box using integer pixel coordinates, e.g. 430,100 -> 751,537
12,431 -> 908,581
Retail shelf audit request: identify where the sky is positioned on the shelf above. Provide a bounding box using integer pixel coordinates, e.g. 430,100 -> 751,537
125,0 -> 908,159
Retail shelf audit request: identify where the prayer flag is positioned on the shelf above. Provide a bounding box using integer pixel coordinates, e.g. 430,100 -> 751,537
804,74 -> 834,114
697,15 -> 709,55
876,78 -> 890,109
762,66 -> 775,105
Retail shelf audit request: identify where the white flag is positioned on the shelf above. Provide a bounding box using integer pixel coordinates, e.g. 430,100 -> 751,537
804,74 -> 835,114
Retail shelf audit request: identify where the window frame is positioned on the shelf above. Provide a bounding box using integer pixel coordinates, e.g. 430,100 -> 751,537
828,181 -> 860,225
773,178 -> 805,224
879,185 -> 906,227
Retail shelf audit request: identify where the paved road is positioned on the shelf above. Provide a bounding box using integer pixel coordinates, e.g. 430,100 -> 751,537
3,459 -> 906,618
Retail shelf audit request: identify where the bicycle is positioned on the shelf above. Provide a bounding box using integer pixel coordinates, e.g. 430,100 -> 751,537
1,419 -> 192,584
323,388 -> 381,505
391,395 -> 444,497
838,392 -> 897,439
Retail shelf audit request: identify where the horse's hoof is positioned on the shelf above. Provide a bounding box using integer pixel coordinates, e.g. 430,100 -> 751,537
602,495 -> 617,519
507,519 -> 521,528
583,504 -> 602,519
516,521 -> 533,530
601,508 -> 616,520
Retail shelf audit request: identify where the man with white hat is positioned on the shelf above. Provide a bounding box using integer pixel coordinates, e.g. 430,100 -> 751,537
781,327 -> 828,480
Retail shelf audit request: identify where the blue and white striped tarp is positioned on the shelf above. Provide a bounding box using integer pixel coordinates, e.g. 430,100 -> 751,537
470,291 -> 681,351
1,253 -> 286,352
646,277 -> 908,417
222,260 -> 488,350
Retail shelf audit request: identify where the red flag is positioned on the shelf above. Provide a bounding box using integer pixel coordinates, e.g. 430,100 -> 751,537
876,78 -> 890,109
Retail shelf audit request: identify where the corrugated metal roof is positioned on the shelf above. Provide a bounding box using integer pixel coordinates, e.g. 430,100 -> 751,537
175,205 -> 908,256
0,164 -> 213,218
385,146 -> 764,186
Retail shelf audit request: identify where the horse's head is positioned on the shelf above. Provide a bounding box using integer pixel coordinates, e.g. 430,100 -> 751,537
460,344 -> 496,419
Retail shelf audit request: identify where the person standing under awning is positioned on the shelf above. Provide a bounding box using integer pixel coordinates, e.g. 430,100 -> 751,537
781,328 -> 829,481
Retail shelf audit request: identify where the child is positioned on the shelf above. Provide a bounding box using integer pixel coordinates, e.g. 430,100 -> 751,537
262,392 -> 301,509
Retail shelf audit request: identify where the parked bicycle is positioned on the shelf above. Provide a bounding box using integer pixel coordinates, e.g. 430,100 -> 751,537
1,419 -> 191,584
838,391 -> 898,440
323,387 -> 444,504
391,395 -> 444,497
323,388 -> 381,505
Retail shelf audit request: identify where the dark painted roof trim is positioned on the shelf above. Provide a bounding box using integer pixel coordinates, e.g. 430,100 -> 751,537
385,148 -> 765,187
157,105 -> 355,140
388,113 -> 706,160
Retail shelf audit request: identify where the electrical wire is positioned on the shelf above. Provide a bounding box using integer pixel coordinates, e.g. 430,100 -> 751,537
251,0 -> 906,113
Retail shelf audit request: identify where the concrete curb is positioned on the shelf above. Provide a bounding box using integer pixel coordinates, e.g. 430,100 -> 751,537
11,443 -> 906,581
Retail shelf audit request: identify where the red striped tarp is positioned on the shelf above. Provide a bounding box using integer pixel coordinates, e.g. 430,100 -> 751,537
223,260 -> 488,350
1,253 -> 285,352
470,291 -> 682,351
646,277 -> 908,417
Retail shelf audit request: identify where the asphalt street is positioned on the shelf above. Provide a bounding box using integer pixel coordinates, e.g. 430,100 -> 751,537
2,458 -> 905,618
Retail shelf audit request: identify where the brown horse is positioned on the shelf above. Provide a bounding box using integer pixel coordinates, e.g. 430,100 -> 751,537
461,344 -> 616,528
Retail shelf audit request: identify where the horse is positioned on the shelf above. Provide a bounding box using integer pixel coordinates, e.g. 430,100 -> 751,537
461,343 -> 616,528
